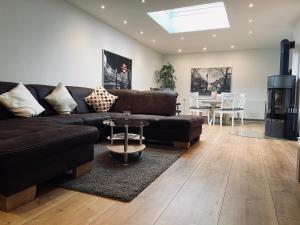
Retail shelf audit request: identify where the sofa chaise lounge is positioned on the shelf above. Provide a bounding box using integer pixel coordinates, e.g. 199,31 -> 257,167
0,81 -> 203,211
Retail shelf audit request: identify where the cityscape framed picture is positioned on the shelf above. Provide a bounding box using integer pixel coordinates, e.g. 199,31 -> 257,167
102,50 -> 132,89
191,67 -> 232,95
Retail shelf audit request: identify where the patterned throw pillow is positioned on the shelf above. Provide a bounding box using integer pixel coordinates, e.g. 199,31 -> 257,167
84,86 -> 118,112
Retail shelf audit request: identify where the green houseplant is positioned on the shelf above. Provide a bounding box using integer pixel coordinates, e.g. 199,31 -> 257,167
155,62 -> 177,91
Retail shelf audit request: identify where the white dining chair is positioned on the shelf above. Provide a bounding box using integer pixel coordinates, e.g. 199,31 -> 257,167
189,93 -> 211,124
235,93 -> 246,125
213,93 -> 236,127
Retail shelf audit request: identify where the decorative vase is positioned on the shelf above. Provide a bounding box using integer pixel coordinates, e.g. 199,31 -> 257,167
211,91 -> 218,99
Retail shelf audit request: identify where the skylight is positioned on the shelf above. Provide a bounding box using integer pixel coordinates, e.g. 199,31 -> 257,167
147,2 -> 230,34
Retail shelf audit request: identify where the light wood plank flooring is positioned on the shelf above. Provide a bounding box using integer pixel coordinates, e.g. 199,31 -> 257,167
0,122 -> 299,225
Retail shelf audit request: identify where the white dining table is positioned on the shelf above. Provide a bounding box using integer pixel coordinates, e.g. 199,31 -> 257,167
197,98 -> 231,125
197,98 -> 220,125
199,98 -> 221,106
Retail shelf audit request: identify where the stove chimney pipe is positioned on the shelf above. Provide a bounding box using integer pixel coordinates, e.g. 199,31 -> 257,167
280,39 -> 295,75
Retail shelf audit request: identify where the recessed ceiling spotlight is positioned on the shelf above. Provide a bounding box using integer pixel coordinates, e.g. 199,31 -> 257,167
203,47 -> 207,51
181,37 -> 185,40
152,39 -> 156,43
123,20 -> 128,24
249,30 -> 253,34
141,0 -> 146,3
249,3 -> 254,8
100,4 -> 105,9
249,19 -> 253,23
178,49 -> 182,53
140,31 -> 144,35
230,45 -> 235,49
212,34 -> 217,38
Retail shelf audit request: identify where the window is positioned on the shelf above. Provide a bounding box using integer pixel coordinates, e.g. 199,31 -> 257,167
147,2 -> 230,33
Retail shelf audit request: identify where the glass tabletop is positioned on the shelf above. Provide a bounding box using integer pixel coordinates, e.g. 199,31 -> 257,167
103,119 -> 150,128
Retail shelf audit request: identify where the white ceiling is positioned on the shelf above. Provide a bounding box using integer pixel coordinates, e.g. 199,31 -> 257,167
66,0 -> 300,54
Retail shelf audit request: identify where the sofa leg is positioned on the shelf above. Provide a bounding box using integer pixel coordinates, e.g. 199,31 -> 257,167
193,136 -> 200,143
0,186 -> 36,211
72,162 -> 92,178
174,141 -> 191,149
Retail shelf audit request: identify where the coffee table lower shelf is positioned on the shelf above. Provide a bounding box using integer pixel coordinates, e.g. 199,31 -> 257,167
105,143 -> 146,165
105,144 -> 146,154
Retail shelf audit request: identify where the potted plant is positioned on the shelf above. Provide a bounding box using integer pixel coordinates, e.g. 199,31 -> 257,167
155,63 -> 177,91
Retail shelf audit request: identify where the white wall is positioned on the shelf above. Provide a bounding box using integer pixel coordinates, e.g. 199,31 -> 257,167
164,48 -> 280,119
0,0 -> 162,90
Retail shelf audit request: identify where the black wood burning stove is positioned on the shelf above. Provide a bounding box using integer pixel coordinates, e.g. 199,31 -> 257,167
265,39 -> 298,140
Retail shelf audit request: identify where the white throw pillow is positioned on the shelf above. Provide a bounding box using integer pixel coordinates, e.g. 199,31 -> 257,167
0,83 -> 45,118
85,86 -> 118,112
45,83 -> 78,115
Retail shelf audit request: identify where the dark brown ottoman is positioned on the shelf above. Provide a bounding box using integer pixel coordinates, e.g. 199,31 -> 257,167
0,120 -> 98,211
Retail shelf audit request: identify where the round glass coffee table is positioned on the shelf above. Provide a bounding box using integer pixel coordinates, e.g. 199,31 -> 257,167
103,119 -> 149,165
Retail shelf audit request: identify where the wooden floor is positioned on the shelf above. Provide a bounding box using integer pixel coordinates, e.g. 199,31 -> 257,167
1,122 -> 299,225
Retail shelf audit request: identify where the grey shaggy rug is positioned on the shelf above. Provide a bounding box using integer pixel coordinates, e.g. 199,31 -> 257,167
61,144 -> 182,202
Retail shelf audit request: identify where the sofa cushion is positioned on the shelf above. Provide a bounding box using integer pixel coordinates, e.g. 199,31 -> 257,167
45,83 -> 77,115
67,86 -> 95,114
105,112 -> 125,120
6,116 -> 84,125
132,91 -> 177,116
108,90 -> 177,116
128,114 -> 165,125
0,83 -> 45,118
62,113 -> 111,126
153,115 -> 204,129
0,121 -> 99,165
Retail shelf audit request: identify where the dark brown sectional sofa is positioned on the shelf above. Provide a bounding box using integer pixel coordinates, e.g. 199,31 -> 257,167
0,81 -> 203,211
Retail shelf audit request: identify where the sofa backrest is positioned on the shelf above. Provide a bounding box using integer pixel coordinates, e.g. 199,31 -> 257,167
0,81 -> 177,118
108,89 -> 139,113
28,84 -> 96,115
27,84 -> 58,116
109,89 -> 177,116
67,86 -> 95,114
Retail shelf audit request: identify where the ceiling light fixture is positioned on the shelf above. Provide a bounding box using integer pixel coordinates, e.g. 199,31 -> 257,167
249,30 -> 253,34
100,5 -> 105,9
212,34 -> 217,37
203,47 -> 207,51
123,20 -> 128,24
230,45 -> 235,49
148,2 -> 230,33
140,31 -> 144,35
141,0 -> 146,3
249,3 -> 254,8
152,39 -> 156,43
178,49 -> 182,53
181,37 -> 185,40
248,19 -> 253,23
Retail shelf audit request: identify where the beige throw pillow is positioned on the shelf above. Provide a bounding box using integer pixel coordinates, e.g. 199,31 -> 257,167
84,86 -> 118,112
45,83 -> 78,115
0,83 -> 45,118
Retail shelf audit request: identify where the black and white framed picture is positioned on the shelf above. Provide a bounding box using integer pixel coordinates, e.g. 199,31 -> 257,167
102,50 -> 132,89
191,67 -> 232,95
